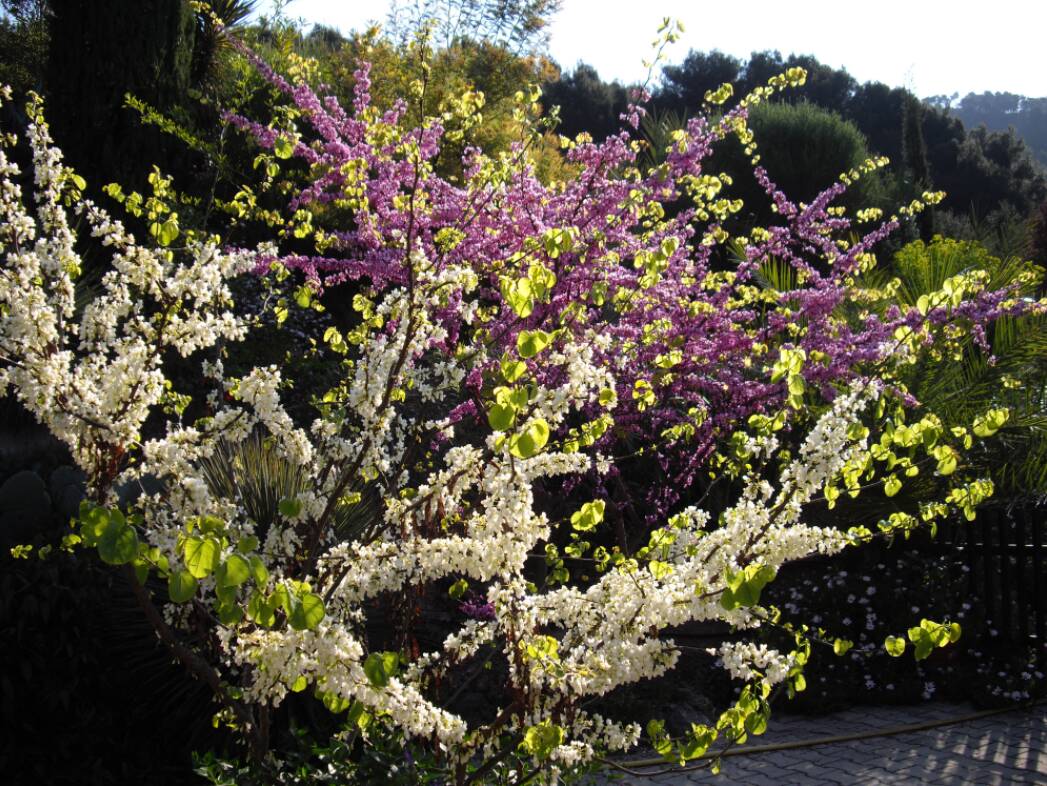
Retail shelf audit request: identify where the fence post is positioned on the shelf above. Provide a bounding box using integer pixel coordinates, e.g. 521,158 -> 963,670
1032,504 -> 1045,644
1014,507 -> 1029,642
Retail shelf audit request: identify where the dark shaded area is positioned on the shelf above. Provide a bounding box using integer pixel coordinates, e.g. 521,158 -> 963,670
0,461 -> 225,785
542,62 -> 630,141
45,0 -> 197,193
756,504 -> 1047,715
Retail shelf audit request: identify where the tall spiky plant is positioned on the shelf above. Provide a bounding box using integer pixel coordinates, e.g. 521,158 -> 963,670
192,0 -> 258,84
199,430 -> 380,543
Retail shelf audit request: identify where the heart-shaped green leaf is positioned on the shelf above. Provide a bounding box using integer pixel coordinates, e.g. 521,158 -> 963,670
509,418 -> 550,459
98,521 -> 138,565
363,651 -> 400,688
168,570 -> 198,603
274,136 -> 294,159
183,536 -> 221,579
217,553 -> 251,588
288,592 -> 325,631
279,497 -> 303,518
247,591 -> 276,627
517,329 -> 552,359
884,635 -> 906,657
487,402 -> 516,432
248,554 -> 269,587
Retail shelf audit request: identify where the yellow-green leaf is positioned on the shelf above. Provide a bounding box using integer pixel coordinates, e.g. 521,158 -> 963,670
509,418 -> 550,459
183,536 -> 221,579
517,329 -> 552,359
487,402 -> 516,432
363,651 -> 399,688
570,500 -> 605,532
168,570 -> 198,603
288,592 -> 325,631
884,475 -> 902,497
885,635 -> 906,657
274,136 -> 295,159
520,721 -> 565,759
217,553 -> 251,588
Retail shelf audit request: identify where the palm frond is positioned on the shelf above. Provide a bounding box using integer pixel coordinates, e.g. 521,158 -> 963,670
755,256 -> 799,293
842,238 -> 1047,497
638,107 -> 686,173
205,0 -> 258,28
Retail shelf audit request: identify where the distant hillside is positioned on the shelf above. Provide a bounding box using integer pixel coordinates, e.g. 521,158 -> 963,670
927,92 -> 1047,169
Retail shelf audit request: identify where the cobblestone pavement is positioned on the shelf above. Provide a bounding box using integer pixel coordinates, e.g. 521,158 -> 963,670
591,701 -> 1047,785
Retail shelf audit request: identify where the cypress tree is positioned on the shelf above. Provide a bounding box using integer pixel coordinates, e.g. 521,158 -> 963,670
902,92 -> 935,239
45,0 -> 196,191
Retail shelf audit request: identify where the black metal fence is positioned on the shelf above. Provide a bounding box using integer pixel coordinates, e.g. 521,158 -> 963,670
945,501 -> 1047,646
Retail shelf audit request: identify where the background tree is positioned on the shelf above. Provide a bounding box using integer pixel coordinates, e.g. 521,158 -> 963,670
641,100 -> 888,232
0,0 -> 49,98
541,62 -> 629,141
902,92 -> 934,238
305,22 -> 348,52
745,51 -> 858,108
646,49 -> 1047,236
847,82 -> 908,164
45,0 -> 197,190
317,29 -> 564,181
655,49 -> 741,116
386,0 -> 562,54
932,126 -> 1047,222
1031,200 -> 1047,271
937,92 -> 1047,169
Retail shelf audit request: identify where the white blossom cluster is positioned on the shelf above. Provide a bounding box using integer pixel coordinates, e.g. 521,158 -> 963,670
715,641 -> 796,686
0,92 -> 253,477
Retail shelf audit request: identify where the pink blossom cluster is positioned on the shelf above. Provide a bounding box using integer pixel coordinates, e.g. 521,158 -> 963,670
226,60 -> 1026,523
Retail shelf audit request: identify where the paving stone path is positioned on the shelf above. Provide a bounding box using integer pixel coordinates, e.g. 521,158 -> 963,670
590,701 -> 1047,785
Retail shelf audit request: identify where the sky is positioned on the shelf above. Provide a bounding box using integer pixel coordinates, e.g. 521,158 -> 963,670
267,0 -> 1047,99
